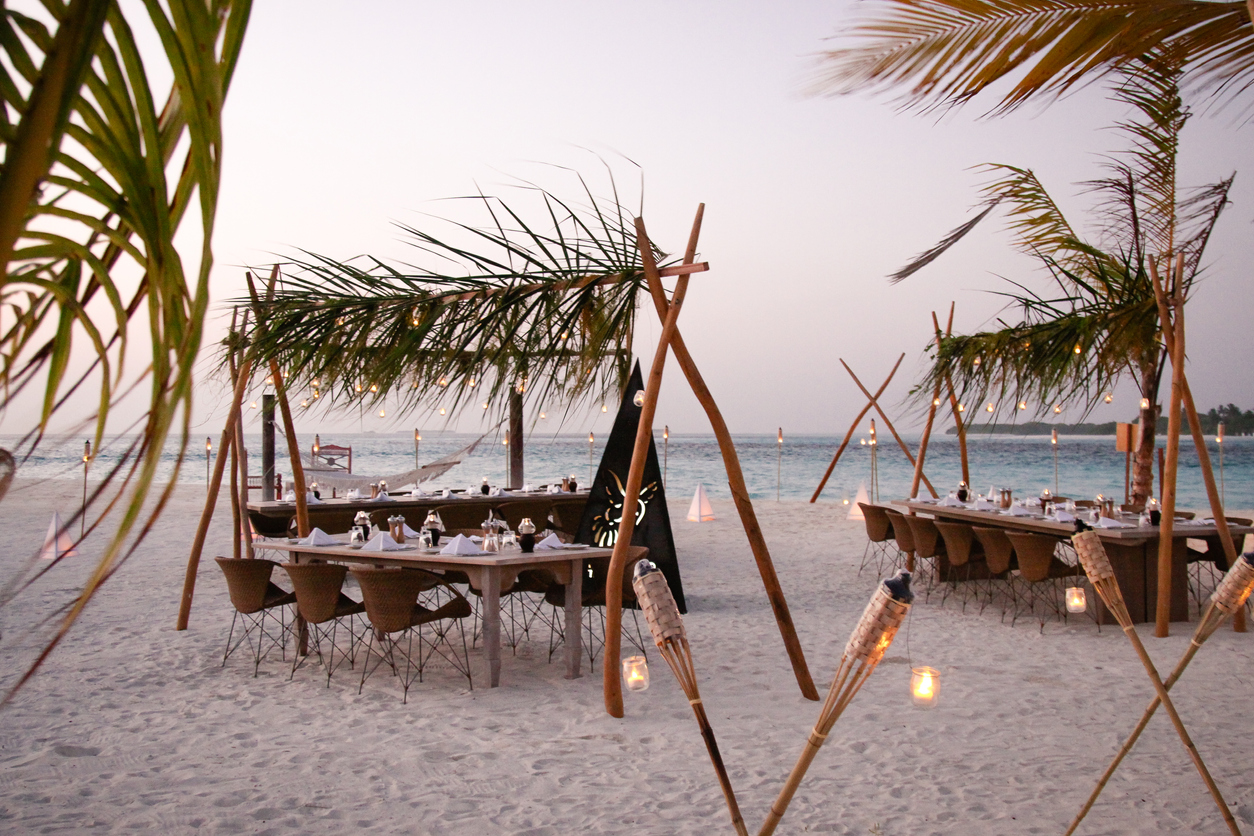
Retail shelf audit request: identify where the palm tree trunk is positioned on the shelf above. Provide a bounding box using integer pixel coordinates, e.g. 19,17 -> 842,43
1132,368 -> 1161,503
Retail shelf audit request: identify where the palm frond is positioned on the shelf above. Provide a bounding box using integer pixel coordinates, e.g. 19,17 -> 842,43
813,0 -> 1254,115
241,174 -> 666,426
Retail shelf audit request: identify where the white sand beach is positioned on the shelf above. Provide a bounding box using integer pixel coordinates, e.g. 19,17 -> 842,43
2,479 -> 1253,835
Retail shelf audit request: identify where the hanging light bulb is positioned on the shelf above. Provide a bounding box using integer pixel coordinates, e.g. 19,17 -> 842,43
439,407 -> 447,416
986,402 -> 995,413
482,401 -> 489,409
1054,404 -> 1062,414
540,411 -> 547,419
355,382 -> 363,393
601,404 -> 608,413
957,403 -> 965,412
1104,392 -> 1114,404
438,377 -> 448,387
933,397 -> 941,407
1018,400 -> 1027,410
312,378 -> 320,387
379,408 -> 386,418
1140,397 -> 1150,410
1074,344 -> 1082,354
249,401 -> 258,409
469,376 -> 476,387
301,399 -> 309,408
369,383 -> 378,393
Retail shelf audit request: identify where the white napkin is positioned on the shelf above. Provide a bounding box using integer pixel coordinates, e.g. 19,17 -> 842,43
1054,510 -> 1076,523
974,499 -> 996,511
402,523 -> 422,538
346,489 -> 361,500
547,484 -> 561,494
489,486 -> 502,497
1097,516 -> 1133,529
306,492 -> 323,504
440,534 -> 482,555
442,489 -> 452,498
1008,504 -> 1034,517
374,492 -> 392,501
938,496 -> 965,507
362,532 -> 406,551
410,487 -> 428,497
298,527 -> 338,546
283,490 -> 296,501
522,484 -> 534,492
535,532 -> 565,550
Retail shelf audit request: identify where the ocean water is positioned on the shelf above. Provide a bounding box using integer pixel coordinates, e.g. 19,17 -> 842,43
4,431 -> 1251,510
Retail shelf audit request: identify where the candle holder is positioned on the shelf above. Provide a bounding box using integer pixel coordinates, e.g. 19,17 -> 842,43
910,666 -> 940,708
622,655 -> 649,691
1065,586 -> 1087,614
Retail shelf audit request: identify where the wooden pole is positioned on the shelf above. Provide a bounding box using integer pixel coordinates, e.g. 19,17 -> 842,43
810,354 -> 904,502
840,359 -> 938,498
1149,260 -> 1245,632
602,214 -> 691,718
910,311 -> 951,500
1151,256 -> 1185,637
177,351 -> 253,630
640,208 -> 819,702
247,268 -> 311,538
939,303 -> 970,485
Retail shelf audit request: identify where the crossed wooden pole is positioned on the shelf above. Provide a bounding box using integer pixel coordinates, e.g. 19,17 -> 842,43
603,206 -> 818,716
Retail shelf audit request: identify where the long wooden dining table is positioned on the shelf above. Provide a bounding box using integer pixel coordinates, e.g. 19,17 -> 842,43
256,536 -> 613,687
893,499 -> 1254,624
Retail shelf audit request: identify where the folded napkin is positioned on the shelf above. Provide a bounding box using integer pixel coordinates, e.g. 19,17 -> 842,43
974,499 -> 996,511
522,484 -> 534,492
442,489 -> 453,498
547,484 -> 562,494
1053,510 -> 1076,523
402,523 -> 422,538
283,490 -> 296,501
298,527 -> 338,546
374,492 -> 393,501
409,487 -> 428,497
489,486 -> 502,497
346,488 -> 361,499
1007,504 -> 1035,517
938,496 -> 965,507
535,532 -> 565,550
1096,516 -> 1134,529
440,534 -> 482,555
361,532 -> 406,551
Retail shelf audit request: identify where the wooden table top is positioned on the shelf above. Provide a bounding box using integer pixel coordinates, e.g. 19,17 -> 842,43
256,536 -> 611,569
890,499 -> 1254,541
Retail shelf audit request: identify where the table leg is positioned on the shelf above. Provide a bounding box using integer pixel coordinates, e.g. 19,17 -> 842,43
483,566 -> 502,687
565,557 -> 583,680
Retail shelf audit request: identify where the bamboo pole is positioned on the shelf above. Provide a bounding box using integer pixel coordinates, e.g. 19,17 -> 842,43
938,304 -> 970,485
1072,530 -> 1240,835
639,210 -> 819,702
840,359 -> 938,498
177,350 -> 253,630
634,561 -> 748,835
1148,260 -> 1245,632
1065,557 -> 1254,835
810,355 -> 904,502
1153,255 -> 1186,637
759,576 -> 913,835
226,315 -> 244,561
602,214 -> 692,718
911,310 -> 951,501
229,314 -> 255,560
247,269 -> 310,538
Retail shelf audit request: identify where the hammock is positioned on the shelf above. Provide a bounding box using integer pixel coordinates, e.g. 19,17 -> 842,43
298,426 -> 497,491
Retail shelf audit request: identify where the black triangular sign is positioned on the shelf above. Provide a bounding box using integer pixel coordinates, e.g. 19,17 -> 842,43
576,362 -> 685,612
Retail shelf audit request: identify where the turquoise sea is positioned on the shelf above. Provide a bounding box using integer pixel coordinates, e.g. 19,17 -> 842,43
5,431 -> 1252,510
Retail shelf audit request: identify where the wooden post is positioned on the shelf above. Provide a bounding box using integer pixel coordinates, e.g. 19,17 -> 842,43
509,389 -> 524,489
603,214 -> 691,718
911,310 -> 951,501
840,358 -> 938,498
939,304 -> 970,485
1151,256 -> 1185,637
177,351 -> 253,630
640,208 -> 819,703
810,355 -> 904,502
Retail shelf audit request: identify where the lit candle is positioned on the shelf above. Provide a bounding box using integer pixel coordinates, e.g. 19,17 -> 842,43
911,666 -> 940,708
1066,586 -> 1087,614
622,655 -> 649,692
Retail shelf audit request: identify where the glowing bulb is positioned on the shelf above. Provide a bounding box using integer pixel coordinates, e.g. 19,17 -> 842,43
601,404 -> 608,413
1054,404 -> 1062,414
957,403 -> 965,413
1018,400 -> 1027,410
370,383 -> 378,393
540,412 -> 547,419
1104,392 -> 1113,404
312,379 -> 320,387
986,402 -> 995,412
249,401 -> 258,409
1140,398 -> 1150,410
469,377 -> 476,387
438,377 -> 448,387
378,408 -> 386,418
933,398 -> 941,407
1074,344 -> 1082,354
973,356 -> 981,366
355,383 -> 362,393
301,399 -> 309,407
861,438 -> 867,446
482,401 -> 489,409
439,407 -> 446,416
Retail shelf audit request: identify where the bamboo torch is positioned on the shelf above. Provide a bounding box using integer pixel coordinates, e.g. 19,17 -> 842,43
1069,525 -> 1240,836
1067,550 -> 1254,835
759,571 -> 915,836
632,559 -> 748,836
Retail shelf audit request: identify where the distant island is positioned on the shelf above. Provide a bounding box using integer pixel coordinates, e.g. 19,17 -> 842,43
947,404 -> 1252,436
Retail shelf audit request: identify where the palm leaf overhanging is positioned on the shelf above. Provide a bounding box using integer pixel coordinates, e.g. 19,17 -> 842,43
894,52 -> 1233,501
0,0 -> 252,700
813,0 -> 1254,115
241,176 -> 674,425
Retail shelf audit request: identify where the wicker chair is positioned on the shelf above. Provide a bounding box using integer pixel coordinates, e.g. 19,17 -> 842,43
1004,532 -> 1083,631
972,527 -> 1017,620
545,545 -> 651,670
214,557 -> 296,676
933,521 -> 996,613
1188,516 -> 1252,613
905,515 -> 947,603
434,503 -> 493,532
857,503 -> 899,577
283,562 -> 367,686
494,499 -> 553,532
351,567 -> 473,701
883,508 -> 920,579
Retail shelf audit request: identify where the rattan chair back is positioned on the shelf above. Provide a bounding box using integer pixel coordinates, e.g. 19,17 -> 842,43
434,503 -> 492,531
859,503 -> 893,543
353,568 -> 439,633
972,527 -> 1015,575
215,557 -> 282,614
883,509 -> 915,553
1005,532 -> 1063,583
495,499 -> 553,531
933,521 -> 980,568
284,562 -> 351,624
905,515 -> 944,558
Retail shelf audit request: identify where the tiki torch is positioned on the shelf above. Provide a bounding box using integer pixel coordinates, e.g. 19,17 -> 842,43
759,571 -> 914,836
1068,525 -> 1240,836
1066,547 -> 1254,836
632,559 -> 748,836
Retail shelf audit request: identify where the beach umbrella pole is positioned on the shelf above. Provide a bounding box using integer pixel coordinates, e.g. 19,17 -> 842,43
759,574 -> 914,836
633,561 -> 747,835
1071,528 -> 1241,835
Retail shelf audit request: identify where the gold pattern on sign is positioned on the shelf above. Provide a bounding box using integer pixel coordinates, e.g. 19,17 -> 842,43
592,470 -> 658,547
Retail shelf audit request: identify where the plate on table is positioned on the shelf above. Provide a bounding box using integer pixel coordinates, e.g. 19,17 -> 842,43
559,544 -> 591,550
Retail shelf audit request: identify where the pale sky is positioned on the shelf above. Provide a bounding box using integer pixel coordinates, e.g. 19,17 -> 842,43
10,1 -> 1254,440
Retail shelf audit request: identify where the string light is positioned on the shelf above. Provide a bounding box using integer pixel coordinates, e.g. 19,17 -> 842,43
482,401 -> 489,409
439,407 -> 447,416
933,397 -> 941,407
540,411 -> 547,419
249,401 -> 258,409
369,383 -> 378,393
301,399 -> 309,408
1140,398 -> 1150,410
379,408 -> 386,418
972,356 -> 981,367
355,382 -> 363,393
1104,392 -> 1114,404
957,403 -> 965,413
1074,344 -> 1082,354
986,402 -> 995,413
1054,404 -> 1062,414
601,404 -> 608,413
438,377 -> 448,387
1018,400 -> 1027,410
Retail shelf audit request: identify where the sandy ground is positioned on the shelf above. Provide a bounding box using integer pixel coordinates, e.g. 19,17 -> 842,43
2,478 -> 1253,835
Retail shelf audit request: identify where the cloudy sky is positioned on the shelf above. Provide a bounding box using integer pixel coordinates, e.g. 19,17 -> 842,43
14,1 -> 1254,440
